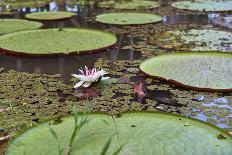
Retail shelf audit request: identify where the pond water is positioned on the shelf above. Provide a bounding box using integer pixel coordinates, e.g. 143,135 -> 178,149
0,0 -> 232,154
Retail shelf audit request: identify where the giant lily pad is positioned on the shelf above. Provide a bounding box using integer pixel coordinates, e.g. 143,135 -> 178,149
172,0 -> 232,12
0,28 -> 117,55
140,52 -> 232,92
7,112 -> 232,155
150,29 -> 232,52
0,0 -> 51,8
96,13 -> 163,25
26,11 -> 76,20
0,19 -> 42,35
97,0 -> 160,10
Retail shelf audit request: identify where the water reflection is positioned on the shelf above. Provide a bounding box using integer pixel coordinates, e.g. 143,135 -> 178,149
0,0 -> 230,79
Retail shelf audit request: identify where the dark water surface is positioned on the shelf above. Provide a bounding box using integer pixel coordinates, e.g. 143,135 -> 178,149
0,0 -> 222,79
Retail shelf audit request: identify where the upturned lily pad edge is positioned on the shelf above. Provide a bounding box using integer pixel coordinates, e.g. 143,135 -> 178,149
0,28 -> 117,57
6,110 -> 232,155
140,51 -> 232,92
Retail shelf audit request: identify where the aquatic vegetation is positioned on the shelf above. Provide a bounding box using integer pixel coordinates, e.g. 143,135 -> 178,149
150,29 -> 232,52
74,88 -> 101,100
71,66 -> 110,88
0,19 -> 42,35
210,14 -> 232,29
134,82 -> 146,98
0,28 -> 117,55
0,0 -> 51,9
26,11 -> 76,21
6,112 -> 232,155
97,0 -> 160,10
96,13 -> 163,25
172,0 -> 232,12
140,52 -> 232,92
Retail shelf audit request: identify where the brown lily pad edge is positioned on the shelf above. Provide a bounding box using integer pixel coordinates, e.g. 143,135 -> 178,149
140,51 -> 232,92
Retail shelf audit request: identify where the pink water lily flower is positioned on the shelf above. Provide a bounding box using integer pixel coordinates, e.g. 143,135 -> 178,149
72,66 -> 110,88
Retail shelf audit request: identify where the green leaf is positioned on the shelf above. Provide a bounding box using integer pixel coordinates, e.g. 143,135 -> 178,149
26,11 -> 75,21
140,52 -> 232,92
0,28 -> 117,55
172,0 -> 232,12
100,138 -> 112,155
0,19 -> 42,35
96,13 -> 163,25
7,112 -> 232,155
97,0 -> 160,10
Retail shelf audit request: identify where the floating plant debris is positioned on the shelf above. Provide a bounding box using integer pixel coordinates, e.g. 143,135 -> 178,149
6,112 -> 232,155
96,13 -> 163,25
140,52 -> 232,92
26,11 -> 76,21
172,0 -> 232,12
97,0 -> 160,10
211,14 -> 232,29
150,29 -> 232,52
0,19 -> 42,35
0,28 -> 117,55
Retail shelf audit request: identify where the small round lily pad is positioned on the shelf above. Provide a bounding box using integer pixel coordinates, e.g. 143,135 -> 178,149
97,0 -> 160,10
172,0 -> 232,12
150,29 -> 232,52
7,112 -> 232,155
96,13 -> 163,25
0,28 -> 117,55
26,11 -> 76,20
0,19 -> 42,35
140,52 -> 232,92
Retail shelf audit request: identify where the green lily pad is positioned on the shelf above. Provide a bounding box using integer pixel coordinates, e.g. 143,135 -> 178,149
0,0 -> 51,8
0,28 -> 117,55
172,0 -> 232,12
96,13 -> 163,25
140,52 -> 232,92
150,29 -> 232,52
97,0 -> 160,10
7,112 -> 232,155
26,11 -> 76,21
0,19 -> 42,35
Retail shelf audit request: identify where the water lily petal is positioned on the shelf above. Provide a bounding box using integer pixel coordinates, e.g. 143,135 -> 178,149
102,77 -> 110,80
74,81 -> 85,88
82,81 -> 92,87
92,72 -> 101,82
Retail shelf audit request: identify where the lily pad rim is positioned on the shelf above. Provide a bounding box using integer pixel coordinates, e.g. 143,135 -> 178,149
95,12 -> 163,25
139,51 -> 232,92
25,11 -> 76,21
171,1 -> 232,12
97,0 -> 160,10
6,110 -> 232,150
0,28 -> 117,57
